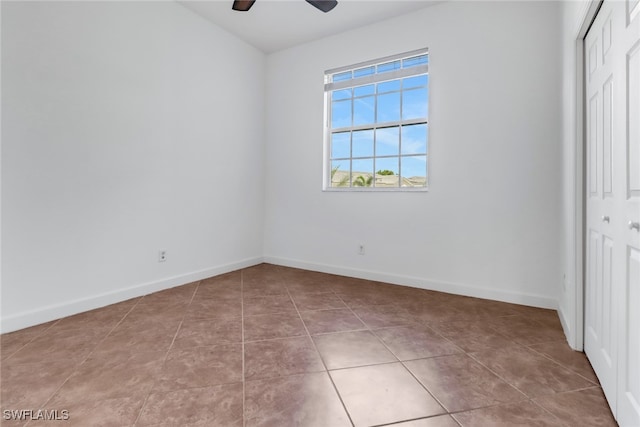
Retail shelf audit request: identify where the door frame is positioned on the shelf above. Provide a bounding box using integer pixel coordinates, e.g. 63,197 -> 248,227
574,0 -> 603,352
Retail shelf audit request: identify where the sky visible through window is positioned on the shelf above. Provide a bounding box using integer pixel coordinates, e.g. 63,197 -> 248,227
326,52 -> 429,189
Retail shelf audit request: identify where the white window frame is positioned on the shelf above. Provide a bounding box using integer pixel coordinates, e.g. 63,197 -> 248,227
323,48 -> 430,192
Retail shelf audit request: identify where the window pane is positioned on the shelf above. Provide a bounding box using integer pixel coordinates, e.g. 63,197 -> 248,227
352,130 -> 374,158
354,66 -> 375,78
333,89 -> 351,100
331,159 -> 350,187
353,96 -> 375,126
354,84 -> 375,97
403,74 -> 427,89
375,157 -> 399,187
378,79 -> 401,93
402,88 -> 428,120
324,49 -> 429,191
376,127 -> 400,156
403,55 -> 428,68
351,159 -> 374,187
377,92 -> 401,123
377,60 -> 401,74
400,155 -> 427,187
331,99 -> 351,128
331,132 -> 351,159
333,71 -> 352,82
401,124 -> 427,155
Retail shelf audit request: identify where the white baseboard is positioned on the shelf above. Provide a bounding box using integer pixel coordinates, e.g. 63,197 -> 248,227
3,255 -> 560,334
264,256 -> 558,310
557,304 -> 580,350
1,256 -> 263,334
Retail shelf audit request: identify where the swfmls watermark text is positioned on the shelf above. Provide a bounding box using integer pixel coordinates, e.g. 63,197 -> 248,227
3,409 -> 70,421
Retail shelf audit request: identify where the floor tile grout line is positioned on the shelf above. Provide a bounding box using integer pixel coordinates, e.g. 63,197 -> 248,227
446,399 -> 531,416
467,343 -> 600,398
371,413 -> 462,427
465,350 -> 539,401
368,322 -> 466,358
336,293 -> 425,373
336,294 -> 372,330
444,397 -> 539,423
243,368 -> 329,384
2,297 -> 145,364
131,379 -> 247,395
529,396 -> 575,426
524,343 -> 599,384
240,269 -> 246,427
305,327 -> 369,337
324,358 -> 423,374
2,319 -> 60,363
344,295 -> 541,419
9,299 -> 140,425
2,266 -> 610,426
334,290 -> 449,411
243,333 -> 309,344
534,383 -> 616,421
29,296 -> 146,425
365,326 -> 451,417
426,322 -> 519,351
286,282 -> 356,427
541,384 -> 607,396
131,280 -> 201,427
482,316 -> 565,345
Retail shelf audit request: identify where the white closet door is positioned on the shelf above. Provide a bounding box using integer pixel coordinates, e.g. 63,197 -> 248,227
585,1 -> 640,425
585,0 -> 620,412
617,0 -> 640,425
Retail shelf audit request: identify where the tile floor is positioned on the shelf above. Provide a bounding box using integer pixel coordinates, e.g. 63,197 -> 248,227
1,264 -> 617,426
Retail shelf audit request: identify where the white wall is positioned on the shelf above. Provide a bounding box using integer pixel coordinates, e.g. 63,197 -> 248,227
264,1 -> 564,308
1,1 -> 265,332
2,0 -> 572,334
558,0 -> 592,350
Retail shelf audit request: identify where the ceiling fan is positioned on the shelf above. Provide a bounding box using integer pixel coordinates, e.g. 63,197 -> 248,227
232,0 -> 338,13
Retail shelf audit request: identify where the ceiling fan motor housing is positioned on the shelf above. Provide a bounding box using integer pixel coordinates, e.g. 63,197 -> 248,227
232,0 -> 338,13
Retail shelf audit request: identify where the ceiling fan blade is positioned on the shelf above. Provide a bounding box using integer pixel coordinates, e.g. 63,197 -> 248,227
232,0 -> 256,11
306,0 -> 338,13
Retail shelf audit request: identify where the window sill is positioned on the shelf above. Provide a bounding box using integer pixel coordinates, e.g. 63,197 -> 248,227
322,186 -> 429,193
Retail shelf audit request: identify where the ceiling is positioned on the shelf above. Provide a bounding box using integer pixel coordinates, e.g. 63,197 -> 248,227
178,0 -> 443,53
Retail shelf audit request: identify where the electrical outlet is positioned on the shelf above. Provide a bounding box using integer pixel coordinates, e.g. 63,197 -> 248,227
158,250 -> 167,263
358,244 -> 365,255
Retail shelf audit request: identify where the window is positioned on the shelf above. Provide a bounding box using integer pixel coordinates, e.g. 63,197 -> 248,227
324,49 -> 429,190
